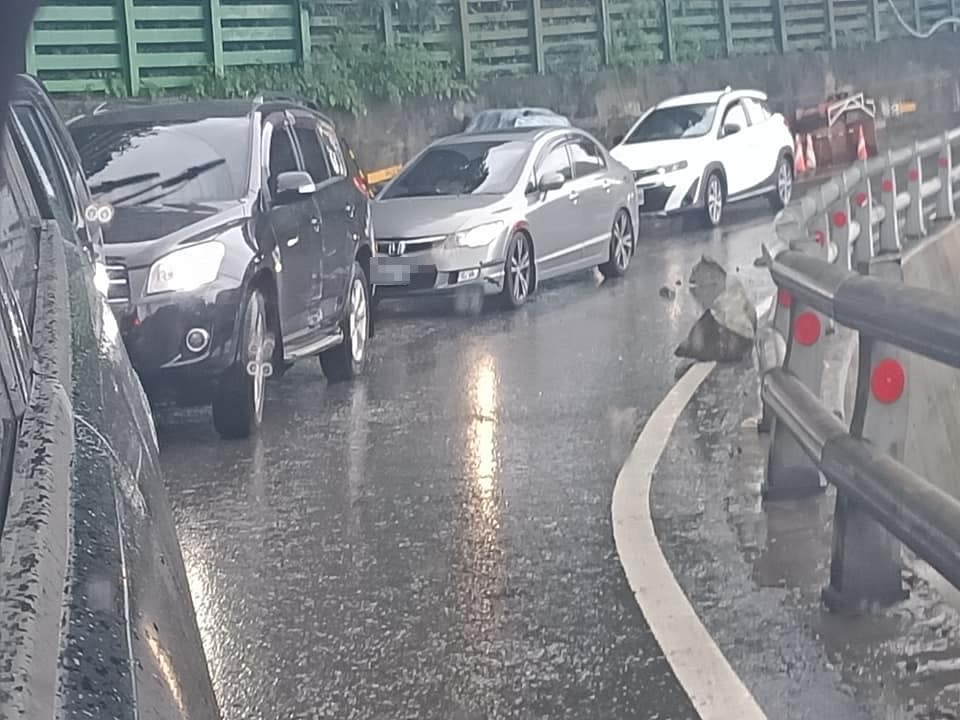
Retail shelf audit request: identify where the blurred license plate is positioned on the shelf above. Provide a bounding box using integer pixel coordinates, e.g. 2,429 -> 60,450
637,187 -> 645,207
371,259 -> 410,285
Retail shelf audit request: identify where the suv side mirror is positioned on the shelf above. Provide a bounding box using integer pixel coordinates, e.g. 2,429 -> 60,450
274,170 -> 316,204
721,123 -> 742,138
538,171 -> 566,193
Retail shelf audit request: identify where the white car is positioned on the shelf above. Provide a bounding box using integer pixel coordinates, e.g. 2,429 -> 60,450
610,88 -> 794,227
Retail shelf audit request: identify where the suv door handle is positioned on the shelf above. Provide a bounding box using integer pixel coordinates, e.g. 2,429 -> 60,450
568,190 -> 580,202
310,216 -> 321,232
345,202 -> 356,218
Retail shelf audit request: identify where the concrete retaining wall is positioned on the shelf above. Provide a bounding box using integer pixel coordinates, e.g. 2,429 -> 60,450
900,223 -> 960,499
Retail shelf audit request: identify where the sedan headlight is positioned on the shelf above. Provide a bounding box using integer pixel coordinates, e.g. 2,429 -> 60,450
452,221 -> 505,248
657,161 -> 689,175
146,241 -> 225,295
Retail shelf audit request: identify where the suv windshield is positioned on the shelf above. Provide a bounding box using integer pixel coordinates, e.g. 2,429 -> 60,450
70,117 -> 249,207
381,140 -> 530,199
624,103 -> 718,143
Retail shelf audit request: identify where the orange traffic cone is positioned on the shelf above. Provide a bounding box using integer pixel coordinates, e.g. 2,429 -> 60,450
856,125 -> 868,161
805,133 -> 817,172
794,134 -> 807,174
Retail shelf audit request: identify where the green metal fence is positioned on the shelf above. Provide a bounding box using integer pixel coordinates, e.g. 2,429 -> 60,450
25,0 -> 960,94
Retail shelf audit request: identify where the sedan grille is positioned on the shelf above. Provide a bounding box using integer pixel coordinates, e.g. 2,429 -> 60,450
376,236 -> 445,256
105,261 -> 130,302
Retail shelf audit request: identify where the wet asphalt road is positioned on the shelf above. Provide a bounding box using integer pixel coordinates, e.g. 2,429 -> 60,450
157,202 -> 776,720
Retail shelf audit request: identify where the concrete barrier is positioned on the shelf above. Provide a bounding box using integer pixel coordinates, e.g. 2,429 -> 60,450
900,222 -> 960,499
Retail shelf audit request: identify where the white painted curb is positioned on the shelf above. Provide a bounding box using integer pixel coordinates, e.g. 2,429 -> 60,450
612,361 -> 767,720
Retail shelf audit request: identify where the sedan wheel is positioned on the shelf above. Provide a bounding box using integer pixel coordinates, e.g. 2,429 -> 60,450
599,209 -> 635,279
704,172 -> 724,227
502,232 -> 533,308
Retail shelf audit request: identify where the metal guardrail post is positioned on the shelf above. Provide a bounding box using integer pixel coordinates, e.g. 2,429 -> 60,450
822,253 -> 909,610
905,144 -> 926,238
828,180 -> 854,272
764,297 -> 827,500
878,160 -> 902,253
937,134 -> 955,221
852,166 -> 875,271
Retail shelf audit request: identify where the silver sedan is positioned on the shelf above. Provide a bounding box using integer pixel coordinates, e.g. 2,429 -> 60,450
370,127 -> 639,309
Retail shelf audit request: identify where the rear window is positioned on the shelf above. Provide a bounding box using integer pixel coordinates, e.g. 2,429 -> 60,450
381,140 -> 530,199
70,117 -> 250,207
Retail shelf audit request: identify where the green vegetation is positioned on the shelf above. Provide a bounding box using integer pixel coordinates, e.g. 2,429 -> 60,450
191,38 -> 471,112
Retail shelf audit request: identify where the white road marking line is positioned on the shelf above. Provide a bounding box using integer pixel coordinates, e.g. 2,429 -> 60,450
612,361 -> 767,720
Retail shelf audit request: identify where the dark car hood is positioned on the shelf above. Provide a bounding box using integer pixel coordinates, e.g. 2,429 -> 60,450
102,201 -> 249,268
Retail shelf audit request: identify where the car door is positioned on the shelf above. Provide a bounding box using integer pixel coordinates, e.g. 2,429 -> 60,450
715,99 -> 753,196
262,112 -> 324,345
525,139 -> 579,278
742,97 -> 781,188
567,136 -> 614,265
292,112 -> 353,330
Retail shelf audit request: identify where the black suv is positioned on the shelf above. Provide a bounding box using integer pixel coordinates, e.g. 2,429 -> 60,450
69,98 -> 376,438
0,77 -> 219,717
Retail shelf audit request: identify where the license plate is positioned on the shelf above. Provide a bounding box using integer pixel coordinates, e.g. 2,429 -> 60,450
637,187 -> 645,207
371,258 -> 410,286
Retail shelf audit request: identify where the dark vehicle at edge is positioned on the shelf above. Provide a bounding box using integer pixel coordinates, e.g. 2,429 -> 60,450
0,76 -> 219,718
69,97 -> 375,439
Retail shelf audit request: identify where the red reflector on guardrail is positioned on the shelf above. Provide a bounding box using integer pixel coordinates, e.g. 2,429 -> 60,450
882,179 -> 894,193
855,192 -> 868,207
832,211 -> 848,228
794,312 -> 821,346
908,168 -> 920,182
778,289 -> 792,308
814,230 -> 826,245
871,358 -> 905,403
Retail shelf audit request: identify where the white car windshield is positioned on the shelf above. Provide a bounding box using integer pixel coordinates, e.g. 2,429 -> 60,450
624,103 -> 718,143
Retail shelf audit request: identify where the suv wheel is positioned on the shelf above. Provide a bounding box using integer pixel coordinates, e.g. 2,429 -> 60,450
704,171 -> 725,228
320,262 -> 370,382
213,289 -> 272,439
768,155 -> 793,210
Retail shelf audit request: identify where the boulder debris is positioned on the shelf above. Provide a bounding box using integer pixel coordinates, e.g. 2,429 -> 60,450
688,254 -> 727,308
675,279 -> 758,362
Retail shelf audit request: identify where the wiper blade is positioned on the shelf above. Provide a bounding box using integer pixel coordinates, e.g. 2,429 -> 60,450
89,171 -> 160,194
113,159 -> 227,207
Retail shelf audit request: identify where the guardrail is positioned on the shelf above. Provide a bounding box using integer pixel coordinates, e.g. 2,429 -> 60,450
756,125 -> 960,611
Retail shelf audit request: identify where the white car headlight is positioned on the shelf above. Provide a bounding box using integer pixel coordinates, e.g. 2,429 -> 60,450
146,241 -> 225,295
453,221 -> 505,248
657,161 -> 689,175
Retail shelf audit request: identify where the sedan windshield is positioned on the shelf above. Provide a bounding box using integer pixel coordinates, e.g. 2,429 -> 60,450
624,103 -> 717,143
382,140 -> 530,199
70,117 -> 250,207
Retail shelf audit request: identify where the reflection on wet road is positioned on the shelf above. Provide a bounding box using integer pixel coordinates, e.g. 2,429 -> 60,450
158,203 -> 777,719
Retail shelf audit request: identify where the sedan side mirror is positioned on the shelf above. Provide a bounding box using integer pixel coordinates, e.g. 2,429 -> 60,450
721,123 -> 742,138
538,171 -> 566,193
612,134 -> 625,146
274,170 -> 316,204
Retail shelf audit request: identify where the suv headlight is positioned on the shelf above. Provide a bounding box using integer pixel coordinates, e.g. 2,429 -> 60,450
657,161 -> 689,175
146,241 -> 225,295
453,221 -> 505,248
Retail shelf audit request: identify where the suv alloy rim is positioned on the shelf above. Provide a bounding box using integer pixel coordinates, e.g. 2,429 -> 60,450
707,176 -> 723,225
778,159 -> 792,205
349,276 -> 367,363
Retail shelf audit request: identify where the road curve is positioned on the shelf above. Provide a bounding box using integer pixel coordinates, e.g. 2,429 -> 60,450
158,205 -> 776,720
